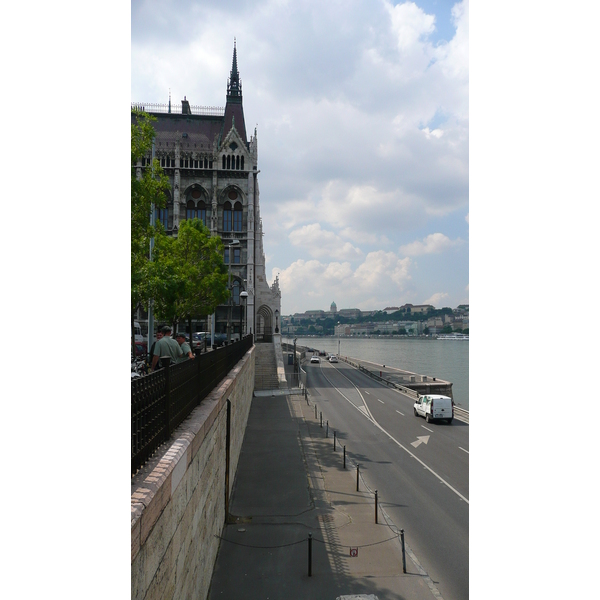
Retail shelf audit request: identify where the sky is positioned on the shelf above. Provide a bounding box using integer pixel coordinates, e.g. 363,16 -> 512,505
132,0 -> 469,315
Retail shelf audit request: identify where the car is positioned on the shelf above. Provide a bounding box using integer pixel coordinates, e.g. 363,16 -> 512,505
413,394 -> 454,424
192,332 -> 207,350
328,355 -> 338,363
319,350 -> 327,356
310,356 -> 320,364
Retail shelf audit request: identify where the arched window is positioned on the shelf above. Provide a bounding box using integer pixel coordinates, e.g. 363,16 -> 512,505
226,155 -> 231,169
233,201 -> 243,232
157,207 -> 168,228
236,155 -> 240,170
198,201 -> 207,226
232,281 -> 240,305
223,201 -> 232,232
222,155 -> 226,169
241,156 -> 244,170
233,247 -> 241,264
186,200 -> 196,220
204,158 -> 208,169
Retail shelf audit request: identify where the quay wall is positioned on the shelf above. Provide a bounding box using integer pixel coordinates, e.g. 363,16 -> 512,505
131,346 -> 255,600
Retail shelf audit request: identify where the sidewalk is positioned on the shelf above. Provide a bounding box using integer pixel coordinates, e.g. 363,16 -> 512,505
208,386 -> 438,600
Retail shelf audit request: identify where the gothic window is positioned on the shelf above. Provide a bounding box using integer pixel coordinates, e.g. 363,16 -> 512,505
157,207 -> 168,229
241,156 -> 244,170
224,248 -> 229,264
223,201 -> 232,232
227,155 -> 231,169
161,157 -> 165,168
222,155 -> 226,169
204,158 -> 208,169
232,281 -> 240,305
186,200 -> 196,220
233,201 -> 243,232
233,248 -> 241,264
236,155 -> 240,170
198,201 -> 207,226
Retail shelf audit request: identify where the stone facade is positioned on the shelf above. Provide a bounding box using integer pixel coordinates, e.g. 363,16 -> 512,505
133,42 -> 280,339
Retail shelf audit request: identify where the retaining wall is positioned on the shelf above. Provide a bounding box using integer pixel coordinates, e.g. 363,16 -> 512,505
131,346 -> 255,600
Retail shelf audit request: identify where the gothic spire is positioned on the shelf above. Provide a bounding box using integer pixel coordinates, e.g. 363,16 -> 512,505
227,38 -> 242,101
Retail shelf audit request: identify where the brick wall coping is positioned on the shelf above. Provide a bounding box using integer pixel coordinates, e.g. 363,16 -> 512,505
131,346 -> 254,562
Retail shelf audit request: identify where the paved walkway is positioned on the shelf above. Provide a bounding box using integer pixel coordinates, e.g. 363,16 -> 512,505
208,387 -> 438,600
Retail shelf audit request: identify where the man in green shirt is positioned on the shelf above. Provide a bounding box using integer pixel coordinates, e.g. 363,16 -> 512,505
151,325 -> 183,371
175,332 -> 195,363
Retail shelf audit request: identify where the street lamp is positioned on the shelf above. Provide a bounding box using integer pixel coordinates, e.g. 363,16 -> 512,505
337,321 -> 340,356
240,291 -> 248,339
227,239 -> 240,343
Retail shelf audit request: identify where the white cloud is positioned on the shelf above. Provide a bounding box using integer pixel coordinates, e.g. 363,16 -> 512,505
424,292 -> 450,306
399,233 -> 464,256
288,223 -> 363,261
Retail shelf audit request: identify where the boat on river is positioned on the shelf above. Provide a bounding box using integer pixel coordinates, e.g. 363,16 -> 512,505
436,334 -> 469,340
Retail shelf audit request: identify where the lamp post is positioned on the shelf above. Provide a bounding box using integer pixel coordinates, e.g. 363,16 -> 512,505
337,321 -> 340,356
227,239 -> 240,343
240,291 -> 248,339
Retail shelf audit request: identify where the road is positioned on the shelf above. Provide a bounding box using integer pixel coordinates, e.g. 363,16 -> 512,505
305,358 -> 469,600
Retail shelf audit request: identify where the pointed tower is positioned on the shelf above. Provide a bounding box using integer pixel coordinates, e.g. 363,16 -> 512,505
221,39 -> 247,145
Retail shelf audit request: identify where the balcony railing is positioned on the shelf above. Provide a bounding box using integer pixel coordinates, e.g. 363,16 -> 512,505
131,102 -> 225,116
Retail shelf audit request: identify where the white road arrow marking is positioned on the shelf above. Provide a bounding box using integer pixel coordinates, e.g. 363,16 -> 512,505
411,435 -> 430,448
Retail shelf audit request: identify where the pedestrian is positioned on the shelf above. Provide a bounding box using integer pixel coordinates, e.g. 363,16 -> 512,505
175,332 -> 194,362
149,327 -> 164,365
151,325 -> 183,371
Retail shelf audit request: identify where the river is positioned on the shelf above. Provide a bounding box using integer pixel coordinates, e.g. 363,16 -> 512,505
290,336 -> 469,410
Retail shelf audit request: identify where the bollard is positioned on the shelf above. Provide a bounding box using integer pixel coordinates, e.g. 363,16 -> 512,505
326,421 -> 329,438
375,490 -> 378,524
333,431 -> 336,451
343,445 -> 346,469
356,464 -> 360,491
400,529 -> 407,573
308,533 -> 313,577
320,412 -> 323,428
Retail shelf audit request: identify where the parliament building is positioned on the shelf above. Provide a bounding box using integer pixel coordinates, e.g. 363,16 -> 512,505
133,42 -> 281,341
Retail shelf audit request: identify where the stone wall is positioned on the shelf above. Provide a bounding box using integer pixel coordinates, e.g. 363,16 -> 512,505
131,346 -> 255,600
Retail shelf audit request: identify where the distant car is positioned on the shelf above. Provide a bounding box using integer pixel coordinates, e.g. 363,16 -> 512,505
319,350 -> 327,356
328,355 -> 338,363
192,332 -> 207,350
310,356 -> 320,364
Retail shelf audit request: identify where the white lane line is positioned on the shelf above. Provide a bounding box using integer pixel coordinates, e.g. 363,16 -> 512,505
459,447 -> 469,454
364,391 -> 370,395
396,410 -> 404,416
321,366 -> 469,505
421,425 -> 434,433
377,399 -> 384,404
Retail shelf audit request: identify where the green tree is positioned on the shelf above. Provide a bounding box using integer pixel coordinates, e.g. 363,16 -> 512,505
131,110 -> 170,351
147,219 -> 229,331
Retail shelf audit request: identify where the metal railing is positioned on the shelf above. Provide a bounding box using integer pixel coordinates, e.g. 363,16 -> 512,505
131,102 -> 225,116
131,335 -> 253,475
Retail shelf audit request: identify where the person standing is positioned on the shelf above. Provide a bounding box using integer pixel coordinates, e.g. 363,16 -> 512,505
149,327 -> 164,365
151,325 -> 183,371
175,332 -> 194,362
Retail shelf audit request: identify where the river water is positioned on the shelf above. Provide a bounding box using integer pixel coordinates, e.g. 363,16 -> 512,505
290,336 -> 469,410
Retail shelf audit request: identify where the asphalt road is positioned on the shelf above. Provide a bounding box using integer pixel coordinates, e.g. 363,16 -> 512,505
305,358 -> 469,600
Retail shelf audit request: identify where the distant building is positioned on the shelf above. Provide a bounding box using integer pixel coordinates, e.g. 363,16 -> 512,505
330,301 -> 337,314
400,304 -> 434,314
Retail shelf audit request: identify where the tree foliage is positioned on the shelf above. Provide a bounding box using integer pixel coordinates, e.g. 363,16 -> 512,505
147,219 -> 229,328
131,111 -> 171,312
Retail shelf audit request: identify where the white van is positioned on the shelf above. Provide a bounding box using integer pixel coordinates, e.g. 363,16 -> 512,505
133,321 -> 144,343
414,394 -> 454,424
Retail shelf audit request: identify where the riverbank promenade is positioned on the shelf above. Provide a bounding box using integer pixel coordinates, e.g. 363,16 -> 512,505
208,386 -> 438,599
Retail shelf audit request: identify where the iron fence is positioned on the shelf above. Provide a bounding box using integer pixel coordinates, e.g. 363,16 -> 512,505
131,102 -> 225,116
131,335 -> 253,475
